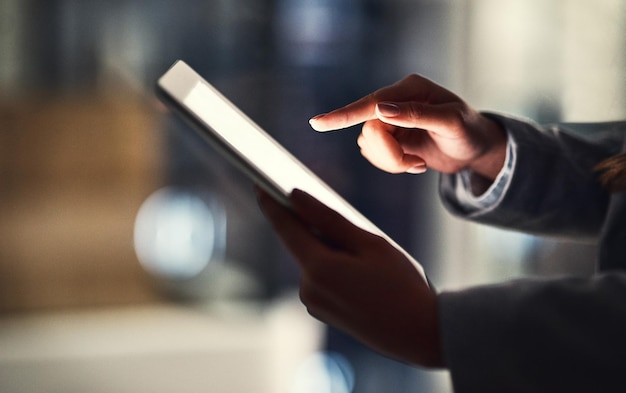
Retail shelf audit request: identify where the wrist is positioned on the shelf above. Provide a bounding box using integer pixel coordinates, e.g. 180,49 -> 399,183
420,293 -> 445,368
405,290 -> 445,368
468,116 -> 507,181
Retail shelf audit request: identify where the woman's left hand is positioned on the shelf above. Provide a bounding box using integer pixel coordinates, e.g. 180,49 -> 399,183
257,188 -> 444,368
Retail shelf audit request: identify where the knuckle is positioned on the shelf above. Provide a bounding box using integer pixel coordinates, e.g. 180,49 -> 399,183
407,102 -> 423,122
404,73 -> 421,83
365,91 -> 381,106
366,233 -> 390,252
298,284 -> 312,305
447,107 -> 468,137
356,133 -> 365,148
360,121 -> 376,139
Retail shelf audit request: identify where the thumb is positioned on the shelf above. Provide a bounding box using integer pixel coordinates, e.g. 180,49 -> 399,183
289,189 -> 371,253
376,101 -> 463,138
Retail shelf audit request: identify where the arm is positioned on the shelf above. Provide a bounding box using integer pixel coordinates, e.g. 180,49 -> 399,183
257,186 -> 626,392
440,273 -> 626,393
259,71 -> 626,391
311,74 -> 620,238
261,75 -> 626,390
441,115 -> 621,239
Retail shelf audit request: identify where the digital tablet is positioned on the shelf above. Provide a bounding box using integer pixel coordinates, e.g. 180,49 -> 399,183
156,60 -> 427,283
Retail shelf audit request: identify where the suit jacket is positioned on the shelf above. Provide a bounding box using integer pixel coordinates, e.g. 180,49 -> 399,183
438,115 -> 626,392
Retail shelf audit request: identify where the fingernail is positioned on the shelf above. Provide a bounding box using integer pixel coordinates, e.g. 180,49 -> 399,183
309,115 -> 329,132
309,113 -> 326,123
406,165 -> 427,174
377,102 -> 400,117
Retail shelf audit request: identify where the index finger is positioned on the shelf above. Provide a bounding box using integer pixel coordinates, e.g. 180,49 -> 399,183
309,93 -> 378,132
309,75 -> 427,132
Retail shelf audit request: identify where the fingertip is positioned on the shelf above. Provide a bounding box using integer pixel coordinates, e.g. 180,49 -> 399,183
309,114 -> 329,132
290,188 -> 306,197
289,189 -> 336,228
406,164 -> 427,174
308,121 -> 326,133
289,188 -> 315,210
400,154 -> 427,174
310,99 -> 377,131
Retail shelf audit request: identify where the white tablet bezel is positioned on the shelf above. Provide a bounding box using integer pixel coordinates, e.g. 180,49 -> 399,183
156,60 -> 427,283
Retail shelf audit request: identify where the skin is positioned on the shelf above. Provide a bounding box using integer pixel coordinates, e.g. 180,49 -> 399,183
257,74 -> 507,368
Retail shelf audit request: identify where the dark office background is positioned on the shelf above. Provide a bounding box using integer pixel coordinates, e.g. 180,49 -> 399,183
0,1 -> 624,392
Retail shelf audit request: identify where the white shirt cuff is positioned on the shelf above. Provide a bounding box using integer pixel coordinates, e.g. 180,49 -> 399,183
452,133 -> 516,213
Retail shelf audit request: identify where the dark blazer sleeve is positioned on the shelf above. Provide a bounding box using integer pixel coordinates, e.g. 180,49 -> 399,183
439,273 -> 626,393
437,118 -> 626,392
439,114 -> 624,240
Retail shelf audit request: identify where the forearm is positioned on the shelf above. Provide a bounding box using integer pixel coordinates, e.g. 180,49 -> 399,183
440,114 -> 616,239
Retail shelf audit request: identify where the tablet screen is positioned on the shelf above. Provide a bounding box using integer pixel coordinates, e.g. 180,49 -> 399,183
156,60 -> 426,282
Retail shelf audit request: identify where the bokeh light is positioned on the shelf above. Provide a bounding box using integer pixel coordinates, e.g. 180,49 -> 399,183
290,351 -> 355,393
134,187 -> 225,280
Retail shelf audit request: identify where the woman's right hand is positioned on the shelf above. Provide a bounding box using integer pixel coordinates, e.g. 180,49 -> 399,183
309,74 -> 507,180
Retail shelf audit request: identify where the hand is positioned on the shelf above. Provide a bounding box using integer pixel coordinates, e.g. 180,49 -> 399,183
310,74 -> 507,180
257,187 -> 444,368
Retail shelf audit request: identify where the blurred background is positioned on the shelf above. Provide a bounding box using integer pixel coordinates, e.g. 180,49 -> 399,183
0,0 -> 624,392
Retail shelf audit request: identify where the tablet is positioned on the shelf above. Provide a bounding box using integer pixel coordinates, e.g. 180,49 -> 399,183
156,60 -> 427,283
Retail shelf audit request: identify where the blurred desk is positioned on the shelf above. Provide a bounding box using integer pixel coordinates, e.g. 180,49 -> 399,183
0,297 -> 323,393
